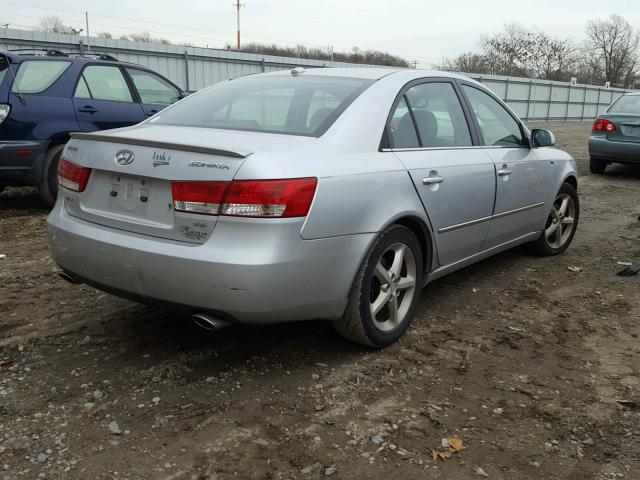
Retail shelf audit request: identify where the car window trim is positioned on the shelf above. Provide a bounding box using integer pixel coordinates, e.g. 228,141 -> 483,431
73,63 -> 138,104
124,67 -> 182,106
457,81 -> 529,149
380,77 -> 480,152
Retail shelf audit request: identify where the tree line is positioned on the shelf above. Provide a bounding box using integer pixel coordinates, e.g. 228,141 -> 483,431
35,16 -> 409,67
437,15 -> 639,88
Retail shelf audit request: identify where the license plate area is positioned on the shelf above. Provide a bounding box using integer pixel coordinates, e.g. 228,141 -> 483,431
621,124 -> 640,137
110,174 -> 153,214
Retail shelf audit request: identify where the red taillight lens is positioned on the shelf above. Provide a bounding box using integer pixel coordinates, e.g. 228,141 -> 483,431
221,178 -> 317,218
170,178 -> 318,218
57,157 -> 92,192
592,118 -> 617,133
172,181 -> 228,215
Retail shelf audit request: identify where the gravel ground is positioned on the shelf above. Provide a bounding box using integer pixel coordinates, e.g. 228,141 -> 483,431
1,121 -> 639,480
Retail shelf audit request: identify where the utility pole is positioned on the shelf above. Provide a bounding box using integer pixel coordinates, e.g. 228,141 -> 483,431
85,11 -> 90,52
234,0 -> 244,51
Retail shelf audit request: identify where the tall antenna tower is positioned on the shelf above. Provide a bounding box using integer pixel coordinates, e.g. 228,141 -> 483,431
234,0 -> 244,50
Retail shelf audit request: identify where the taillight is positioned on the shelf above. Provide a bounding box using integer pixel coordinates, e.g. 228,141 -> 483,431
172,181 -> 227,215
58,157 -> 92,192
0,104 -> 10,125
170,178 -> 317,218
593,118 -> 617,133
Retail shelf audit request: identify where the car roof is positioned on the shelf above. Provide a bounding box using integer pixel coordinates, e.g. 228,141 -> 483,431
0,50 -> 147,69
258,67 -> 473,82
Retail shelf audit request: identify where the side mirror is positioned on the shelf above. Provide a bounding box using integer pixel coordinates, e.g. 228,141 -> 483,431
531,128 -> 555,148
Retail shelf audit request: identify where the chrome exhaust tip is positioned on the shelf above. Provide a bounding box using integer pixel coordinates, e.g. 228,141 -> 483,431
58,271 -> 80,284
191,313 -> 233,331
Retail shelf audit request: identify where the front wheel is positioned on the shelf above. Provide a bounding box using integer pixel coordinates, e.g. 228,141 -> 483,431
528,182 -> 579,256
334,225 -> 424,347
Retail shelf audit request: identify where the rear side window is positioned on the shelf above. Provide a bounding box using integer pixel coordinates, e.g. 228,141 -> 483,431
609,95 -> 640,115
388,97 -> 419,148
462,85 -> 523,147
126,69 -> 179,105
11,60 -> 70,94
405,83 -> 472,148
0,59 -> 7,86
75,65 -> 133,103
152,75 -> 373,137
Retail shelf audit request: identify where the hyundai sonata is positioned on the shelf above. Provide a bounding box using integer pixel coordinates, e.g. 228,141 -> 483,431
48,68 -> 579,346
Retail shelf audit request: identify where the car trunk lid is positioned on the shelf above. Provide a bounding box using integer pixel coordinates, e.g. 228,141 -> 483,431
62,125 -> 313,243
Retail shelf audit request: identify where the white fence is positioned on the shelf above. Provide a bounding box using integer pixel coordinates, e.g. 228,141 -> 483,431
1,28 -> 629,120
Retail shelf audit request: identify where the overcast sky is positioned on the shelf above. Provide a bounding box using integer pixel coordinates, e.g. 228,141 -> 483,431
2,0 -> 639,66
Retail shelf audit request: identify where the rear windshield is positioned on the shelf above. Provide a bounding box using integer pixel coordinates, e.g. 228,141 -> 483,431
609,95 -> 640,115
151,74 -> 374,137
11,60 -> 71,94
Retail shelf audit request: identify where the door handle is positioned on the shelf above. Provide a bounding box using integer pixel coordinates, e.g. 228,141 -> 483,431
497,168 -> 512,176
78,106 -> 98,114
422,176 -> 444,185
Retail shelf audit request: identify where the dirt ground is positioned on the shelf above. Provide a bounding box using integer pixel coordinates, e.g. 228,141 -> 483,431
1,121 -> 639,480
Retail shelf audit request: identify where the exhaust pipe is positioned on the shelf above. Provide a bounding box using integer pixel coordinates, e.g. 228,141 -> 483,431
58,271 -> 80,284
192,313 -> 233,331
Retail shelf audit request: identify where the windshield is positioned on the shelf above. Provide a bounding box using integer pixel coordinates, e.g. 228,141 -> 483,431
609,95 -> 640,115
151,74 -> 374,137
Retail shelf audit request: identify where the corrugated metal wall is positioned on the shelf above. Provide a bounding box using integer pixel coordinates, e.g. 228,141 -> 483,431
1,28 -> 630,120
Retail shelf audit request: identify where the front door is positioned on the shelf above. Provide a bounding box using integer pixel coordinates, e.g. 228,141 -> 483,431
388,81 -> 496,267
460,84 -> 556,248
73,64 -> 146,132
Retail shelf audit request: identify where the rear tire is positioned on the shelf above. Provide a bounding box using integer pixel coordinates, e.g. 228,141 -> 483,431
528,182 -> 579,256
334,225 -> 423,347
589,157 -> 607,174
38,143 -> 65,208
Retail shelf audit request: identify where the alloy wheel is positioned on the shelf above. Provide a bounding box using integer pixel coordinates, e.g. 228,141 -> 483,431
369,242 -> 417,332
544,193 -> 576,249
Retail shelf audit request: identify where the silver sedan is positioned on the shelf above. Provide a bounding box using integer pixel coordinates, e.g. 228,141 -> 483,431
48,68 -> 579,346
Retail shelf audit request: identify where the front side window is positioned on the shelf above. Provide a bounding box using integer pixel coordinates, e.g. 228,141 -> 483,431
126,69 -> 179,105
151,75 -> 373,137
462,85 -> 523,146
609,95 -> 640,115
75,65 -> 133,103
11,60 -> 71,94
405,82 -> 472,148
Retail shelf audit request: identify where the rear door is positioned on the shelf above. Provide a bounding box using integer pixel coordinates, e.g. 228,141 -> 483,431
73,64 -> 146,131
388,79 -> 496,267
125,68 -> 181,118
460,83 -> 556,248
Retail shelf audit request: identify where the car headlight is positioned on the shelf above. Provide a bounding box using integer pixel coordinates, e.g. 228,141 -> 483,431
0,104 -> 10,125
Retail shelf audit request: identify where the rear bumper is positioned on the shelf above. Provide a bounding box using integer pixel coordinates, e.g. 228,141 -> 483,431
0,140 -> 48,184
47,200 -> 374,323
588,136 -> 640,163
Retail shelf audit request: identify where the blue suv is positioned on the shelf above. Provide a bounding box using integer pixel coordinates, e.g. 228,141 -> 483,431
0,49 -> 185,206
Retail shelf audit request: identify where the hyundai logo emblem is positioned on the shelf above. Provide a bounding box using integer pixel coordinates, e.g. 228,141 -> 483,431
114,150 -> 135,166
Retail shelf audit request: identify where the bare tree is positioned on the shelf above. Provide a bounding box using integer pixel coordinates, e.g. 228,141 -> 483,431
97,32 -> 113,39
480,24 -> 534,76
436,52 -> 492,74
586,14 -> 640,87
38,16 -> 77,34
527,31 -> 576,81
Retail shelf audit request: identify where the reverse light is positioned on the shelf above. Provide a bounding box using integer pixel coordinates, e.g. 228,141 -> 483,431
172,181 -> 227,215
592,118 -> 617,133
0,104 -> 10,125
58,157 -> 92,192
170,178 -> 318,218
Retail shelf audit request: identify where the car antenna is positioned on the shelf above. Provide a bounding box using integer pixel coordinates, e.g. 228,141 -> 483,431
0,29 -> 25,105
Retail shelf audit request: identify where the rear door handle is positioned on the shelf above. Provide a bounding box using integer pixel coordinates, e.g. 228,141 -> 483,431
422,176 -> 444,185
497,168 -> 512,176
78,106 -> 98,114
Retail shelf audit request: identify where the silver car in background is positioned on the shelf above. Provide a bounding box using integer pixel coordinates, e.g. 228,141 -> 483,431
48,68 -> 579,346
